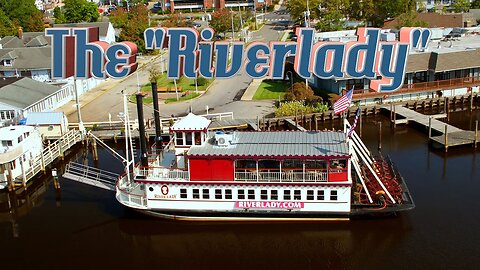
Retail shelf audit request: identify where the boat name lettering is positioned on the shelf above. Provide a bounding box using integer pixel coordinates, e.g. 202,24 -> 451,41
235,201 -> 304,209
154,194 -> 177,199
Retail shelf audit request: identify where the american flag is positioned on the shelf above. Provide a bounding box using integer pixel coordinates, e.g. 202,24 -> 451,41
333,88 -> 354,114
348,108 -> 361,137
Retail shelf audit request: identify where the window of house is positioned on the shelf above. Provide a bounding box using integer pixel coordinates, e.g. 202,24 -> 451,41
202,189 -> 210,199
284,190 -> 291,200
185,132 -> 193,145
215,189 -> 222,199
238,189 -> 245,199
3,59 -> 12,66
175,132 -> 183,145
225,189 -> 232,199
317,190 -> 325,200
194,132 -> 201,145
294,190 -> 301,200
271,190 -> 278,200
330,190 -> 338,201
180,188 -> 187,199
193,188 -> 200,199
248,189 -> 255,200
307,190 -> 314,200
260,190 -> 268,200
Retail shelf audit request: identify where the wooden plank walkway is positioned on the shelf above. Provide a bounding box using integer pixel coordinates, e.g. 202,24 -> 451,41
381,105 -> 478,150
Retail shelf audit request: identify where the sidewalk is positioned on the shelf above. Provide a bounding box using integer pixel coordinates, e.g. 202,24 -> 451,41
56,54 -> 160,118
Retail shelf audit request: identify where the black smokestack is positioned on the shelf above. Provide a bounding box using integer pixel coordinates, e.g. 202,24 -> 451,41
151,81 -> 162,152
136,93 -> 148,167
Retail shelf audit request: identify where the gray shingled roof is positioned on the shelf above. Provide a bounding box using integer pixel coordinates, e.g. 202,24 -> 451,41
0,36 -> 23,48
0,77 -> 60,109
25,36 -> 48,47
434,49 -> 480,72
188,131 -> 349,158
405,52 -> 432,73
54,22 -> 111,38
0,47 -> 51,71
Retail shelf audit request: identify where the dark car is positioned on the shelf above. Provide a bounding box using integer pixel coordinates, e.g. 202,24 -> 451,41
153,2 -> 162,9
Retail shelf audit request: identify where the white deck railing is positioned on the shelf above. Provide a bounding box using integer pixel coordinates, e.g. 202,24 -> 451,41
235,171 -> 328,183
134,167 -> 189,181
116,175 -> 147,209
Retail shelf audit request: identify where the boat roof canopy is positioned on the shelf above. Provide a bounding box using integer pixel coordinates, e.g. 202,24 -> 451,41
188,131 -> 350,159
170,113 -> 211,131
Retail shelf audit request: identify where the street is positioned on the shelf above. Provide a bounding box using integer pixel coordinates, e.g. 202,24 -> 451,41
66,5 -> 292,122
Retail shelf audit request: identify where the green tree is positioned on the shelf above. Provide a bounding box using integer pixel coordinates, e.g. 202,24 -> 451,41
286,0 -> 321,24
53,6 -> 66,24
0,0 -> 44,32
63,0 -> 99,23
115,5 -> 149,53
451,0 -> 470,13
370,0 -> 413,27
210,9 -> 241,37
316,0 -> 351,31
0,9 -> 16,36
472,0 -> 480,9
395,10 -> 428,29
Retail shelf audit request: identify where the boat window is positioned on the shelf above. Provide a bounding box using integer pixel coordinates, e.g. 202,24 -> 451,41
330,159 -> 347,170
248,189 -> 255,199
305,160 -> 327,170
175,132 -> 183,145
48,125 -> 54,131
202,189 -> 210,199
235,159 -> 256,170
215,189 -> 222,199
17,136 -> 23,143
317,190 -> 325,200
284,190 -> 291,200
282,159 -> 303,169
307,190 -> 314,200
238,189 -> 245,199
271,190 -> 278,200
193,189 -> 200,199
225,189 -> 232,199
180,188 -> 187,199
294,190 -> 301,200
149,187 -> 154,192
260,190 -> 268,200
330,190 -> 338,201
1,140 -> 13,147
258,160 -> 280,170
194,132 -> 202,145
185,132 -> 193,145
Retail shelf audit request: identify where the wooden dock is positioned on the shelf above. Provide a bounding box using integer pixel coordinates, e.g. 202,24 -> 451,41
11,129 -> 82,189
381,105 -> 478,151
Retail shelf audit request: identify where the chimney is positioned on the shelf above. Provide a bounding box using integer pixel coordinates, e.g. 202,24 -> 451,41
18,27 -> 23,40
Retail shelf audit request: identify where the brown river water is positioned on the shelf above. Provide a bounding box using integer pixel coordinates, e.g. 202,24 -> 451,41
1,109 -> 479,270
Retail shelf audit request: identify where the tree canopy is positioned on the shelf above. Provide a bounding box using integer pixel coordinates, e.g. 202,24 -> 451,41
63,0 -> 99,23
111,5 -> 150,53
0,0 -> 44,35
209,9 -> 241,37
451,0 -> 471,13
472,0 -> 480,9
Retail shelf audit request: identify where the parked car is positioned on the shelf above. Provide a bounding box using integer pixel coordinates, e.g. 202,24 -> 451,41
153,2 -> 162,9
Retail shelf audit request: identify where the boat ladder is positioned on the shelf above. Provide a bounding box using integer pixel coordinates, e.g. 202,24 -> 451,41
62,162 -> 119,191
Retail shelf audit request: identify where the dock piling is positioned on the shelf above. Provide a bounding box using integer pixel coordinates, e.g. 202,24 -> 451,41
428,116 -> 432,139
92,137 -> 98,161
475,120 -> 478,149
378,121 -> 382,151
445,125 -> 449,152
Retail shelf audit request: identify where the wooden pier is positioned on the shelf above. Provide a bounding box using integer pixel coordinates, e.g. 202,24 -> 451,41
11,129 -> 82,189
381,104 -> 478,151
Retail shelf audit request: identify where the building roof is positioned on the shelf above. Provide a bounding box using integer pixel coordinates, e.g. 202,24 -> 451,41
25,35 -> 49,47
0,46 -> 51,71
383,13 -> 464,29
171,113 -> 211,131
0,125 -> 35,140
405,52 -> 432,73
0,77 -> 60,109
0,36 -> 24,48
434,49 -> 480,72
54,22 -> 112,38
25,112 -> 64,125
188,131 -> 349,158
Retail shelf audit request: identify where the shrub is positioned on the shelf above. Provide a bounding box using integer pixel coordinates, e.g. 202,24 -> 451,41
284,82 -> 318,102
196,77 -> 208,86
275,100 -> 329,117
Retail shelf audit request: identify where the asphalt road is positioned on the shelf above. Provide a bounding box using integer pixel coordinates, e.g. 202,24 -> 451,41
73,6 -> 292,122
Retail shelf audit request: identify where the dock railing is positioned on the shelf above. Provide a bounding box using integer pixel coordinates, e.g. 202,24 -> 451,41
235,170 -> 328,183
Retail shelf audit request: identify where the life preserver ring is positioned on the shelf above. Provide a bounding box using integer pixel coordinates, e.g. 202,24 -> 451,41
161,185 -> 169,195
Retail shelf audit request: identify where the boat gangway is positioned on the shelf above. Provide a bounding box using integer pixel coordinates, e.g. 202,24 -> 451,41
13,129 -> 82,187
381,105 -> 478,151
62,162 -> 119,191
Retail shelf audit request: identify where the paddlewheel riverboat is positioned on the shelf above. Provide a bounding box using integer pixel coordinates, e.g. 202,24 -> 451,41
115,113 -> 414,221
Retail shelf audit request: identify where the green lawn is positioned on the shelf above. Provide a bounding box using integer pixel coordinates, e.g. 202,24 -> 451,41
140,73 -> 212,92
165,92 -> 201,104
252,80 -> 290,100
